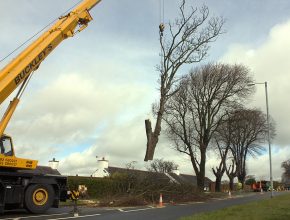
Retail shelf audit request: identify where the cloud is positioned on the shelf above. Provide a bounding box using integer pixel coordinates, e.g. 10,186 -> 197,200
221,19 -> 290,147
247,147 -> 290,181
7,73 -> 151,164
58,115 -> 148,176
58,115 -> 199,178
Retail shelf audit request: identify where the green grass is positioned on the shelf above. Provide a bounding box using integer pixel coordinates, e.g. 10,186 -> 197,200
180,193 -> 290,220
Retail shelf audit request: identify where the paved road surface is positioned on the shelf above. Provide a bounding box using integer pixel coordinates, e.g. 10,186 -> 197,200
1,192 -> 288,220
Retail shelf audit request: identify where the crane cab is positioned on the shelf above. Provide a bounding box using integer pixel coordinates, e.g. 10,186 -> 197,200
0,135 -> 37,169
0,135 -> 14,156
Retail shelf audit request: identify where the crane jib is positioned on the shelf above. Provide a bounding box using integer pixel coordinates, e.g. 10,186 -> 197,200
14,44 -> 53,85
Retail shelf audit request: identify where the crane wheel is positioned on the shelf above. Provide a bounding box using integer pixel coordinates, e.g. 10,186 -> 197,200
24,184 -> 54,213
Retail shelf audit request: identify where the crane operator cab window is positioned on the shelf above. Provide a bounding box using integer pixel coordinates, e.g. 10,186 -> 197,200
0,136 -> 13,156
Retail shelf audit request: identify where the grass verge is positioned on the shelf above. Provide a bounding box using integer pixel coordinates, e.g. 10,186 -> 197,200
180,193 -> 290,220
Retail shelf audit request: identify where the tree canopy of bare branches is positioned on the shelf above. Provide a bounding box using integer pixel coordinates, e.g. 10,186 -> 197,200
144,0 -> 225,161
212,111 -> 237,191
162,63 -> 254,190
224,108 -> 274,187
281,159 -> 290,185
146,158 -> 179,173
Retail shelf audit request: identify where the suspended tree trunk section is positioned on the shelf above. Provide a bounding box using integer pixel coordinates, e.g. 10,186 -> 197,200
145,119 -> 160,160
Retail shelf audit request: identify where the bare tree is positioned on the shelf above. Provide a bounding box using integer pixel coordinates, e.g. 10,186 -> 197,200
227,108 -> 274,188
281,159 -> 290,186
211,140 -> 229,192
146,158 -> 179,173
213,111 -> 237,191
211,111 -> 236,192
225,159 -> 237,191
125,161 -> 137,170
162,63 -> 254,190
144,0 -> 225,161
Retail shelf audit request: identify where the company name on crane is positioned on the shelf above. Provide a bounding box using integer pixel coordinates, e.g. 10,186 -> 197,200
14,44 -> 53,85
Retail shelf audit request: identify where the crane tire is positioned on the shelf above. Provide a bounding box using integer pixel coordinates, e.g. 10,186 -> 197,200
24,184 -> 54,213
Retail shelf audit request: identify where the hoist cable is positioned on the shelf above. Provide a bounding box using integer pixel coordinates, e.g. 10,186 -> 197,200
159,0 -> 165,24
159,0 -> 162,24
162,0 -> 165,24
16,71 -> 34,99
0,0 -> 83,64
158,0 -> 165,34
159,0 -> 165,74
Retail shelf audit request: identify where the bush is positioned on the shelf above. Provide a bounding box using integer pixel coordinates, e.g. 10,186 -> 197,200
68,175 -> 128,198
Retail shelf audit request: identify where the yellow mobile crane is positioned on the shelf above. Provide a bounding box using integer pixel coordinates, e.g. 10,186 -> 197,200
0,0 -> 101,214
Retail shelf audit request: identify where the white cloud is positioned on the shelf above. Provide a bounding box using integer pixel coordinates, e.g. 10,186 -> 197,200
56,112 -> 198,177
7,73 -> 151,164
221,19 -> 290,147
247,147 -> 290,181
58,115 -> 148,176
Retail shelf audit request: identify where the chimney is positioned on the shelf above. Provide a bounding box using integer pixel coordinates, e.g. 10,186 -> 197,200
48,158 -> 59,170
92,156 -> 109,178
97,157 -> 109,169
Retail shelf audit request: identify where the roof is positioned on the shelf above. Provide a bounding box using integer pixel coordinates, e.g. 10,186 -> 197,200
108,166 -> 169,181
169,173 -> 197,185
18,166 -> 61,175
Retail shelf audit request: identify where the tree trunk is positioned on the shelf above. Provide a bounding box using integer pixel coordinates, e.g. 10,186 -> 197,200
215,176 -> 222,192
196,147 -> 206,191
229,177 -> 234,191
237,174 -> 246,189
196,172 -> 205,191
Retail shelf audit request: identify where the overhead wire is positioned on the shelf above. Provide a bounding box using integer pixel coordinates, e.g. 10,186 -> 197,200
0,0 -> 83,64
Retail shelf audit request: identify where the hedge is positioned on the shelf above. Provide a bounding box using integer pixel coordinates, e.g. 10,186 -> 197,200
67,172 -> 199,203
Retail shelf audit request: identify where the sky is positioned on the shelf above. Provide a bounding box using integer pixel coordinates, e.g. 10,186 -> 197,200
1,0 -> 290,182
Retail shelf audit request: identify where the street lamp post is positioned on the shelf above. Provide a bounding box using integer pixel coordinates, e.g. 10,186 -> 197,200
250,82 -> 273,198
264,82 -> 273,198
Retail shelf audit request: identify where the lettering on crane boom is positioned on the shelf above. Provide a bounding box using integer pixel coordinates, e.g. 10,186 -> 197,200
14,44 -> 53,85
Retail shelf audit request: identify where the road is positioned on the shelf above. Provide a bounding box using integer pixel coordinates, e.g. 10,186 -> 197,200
1,192 -> 288,220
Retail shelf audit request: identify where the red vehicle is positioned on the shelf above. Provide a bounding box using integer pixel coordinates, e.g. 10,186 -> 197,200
252,181 -> 269,192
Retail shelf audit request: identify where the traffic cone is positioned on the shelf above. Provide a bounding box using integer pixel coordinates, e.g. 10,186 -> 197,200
158,193 -> 163,207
